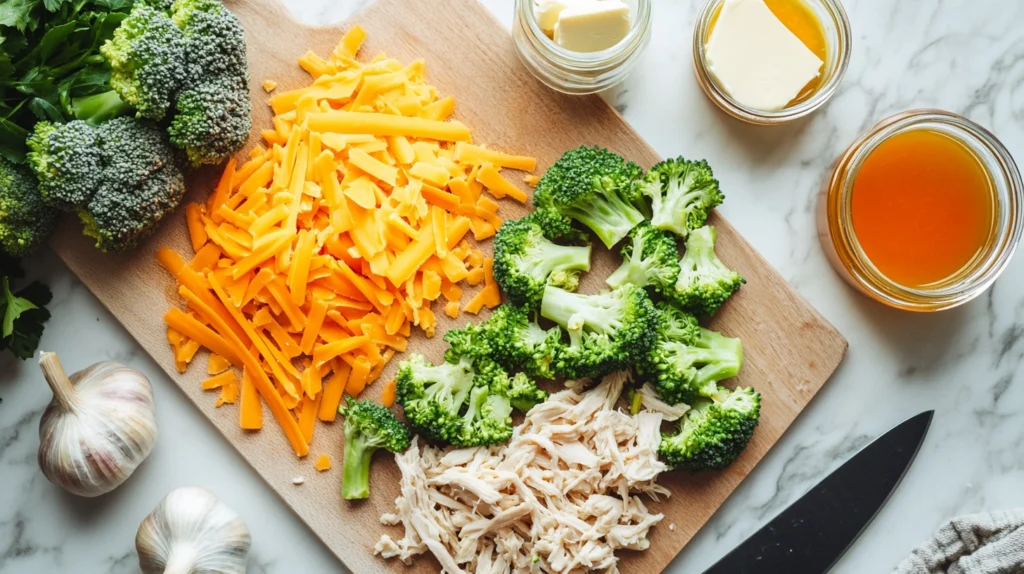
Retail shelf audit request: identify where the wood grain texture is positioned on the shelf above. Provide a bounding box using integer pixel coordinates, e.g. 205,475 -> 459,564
50,0 -> 847,571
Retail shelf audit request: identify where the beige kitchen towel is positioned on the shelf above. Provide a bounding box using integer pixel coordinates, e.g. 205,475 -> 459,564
895,510 -> 1024,574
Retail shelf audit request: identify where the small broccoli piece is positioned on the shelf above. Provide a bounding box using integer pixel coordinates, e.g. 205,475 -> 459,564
640,157 -> 723,238
101,4 -> 187,120
659,386 -> 760,472
672,225 -> 744,316
485,304 -> 564,379
168,75 -> 252,166
541,284 -> 656,380
396,354 -> 514,447
443,319 -> 496,364
606,221 -> 681,296
78,117 -> 186,252
644,302 -> 743,404
533,146 -> 645,248
492,210 -> 592,308
0,159 -> 58,257
26,121 -> 104,210
338,397 -> 410,500
172,0 -> 249,80
500,372 -> 549,413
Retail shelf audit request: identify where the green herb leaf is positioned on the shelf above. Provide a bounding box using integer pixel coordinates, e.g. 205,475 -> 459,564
0,259 -> 52,360
0,0 -> 42,33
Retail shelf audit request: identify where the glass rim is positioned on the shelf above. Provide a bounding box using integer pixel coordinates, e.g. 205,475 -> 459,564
692,0 -> 852,124
826,109 -> 1024,311
518,0 -> 652,69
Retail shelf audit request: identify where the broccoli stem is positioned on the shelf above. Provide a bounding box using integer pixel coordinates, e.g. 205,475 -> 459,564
342,437 -> 374,500
541,287 -> 621,336
606,232 -> 648,288
532,242 -> 591,280
652,185 -> 706,233
71,90 -> 133,125
561,192 -> 644,248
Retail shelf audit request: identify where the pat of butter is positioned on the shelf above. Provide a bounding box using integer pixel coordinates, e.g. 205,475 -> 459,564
534,0 -> 578,33
705,0 -> 823,111
554,1 -> 631,53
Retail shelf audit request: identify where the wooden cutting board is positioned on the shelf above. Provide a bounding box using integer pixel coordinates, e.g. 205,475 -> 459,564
51,0 -> 847,571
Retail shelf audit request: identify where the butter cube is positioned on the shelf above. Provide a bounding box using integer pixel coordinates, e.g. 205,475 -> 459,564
534,0 -> 578,33
554,0 -> 631,53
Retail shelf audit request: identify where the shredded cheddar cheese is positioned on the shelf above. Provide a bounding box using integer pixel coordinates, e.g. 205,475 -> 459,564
159,26 -> 533,458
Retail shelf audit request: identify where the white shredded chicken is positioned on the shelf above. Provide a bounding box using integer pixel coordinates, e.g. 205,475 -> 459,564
375,372 -> 670,573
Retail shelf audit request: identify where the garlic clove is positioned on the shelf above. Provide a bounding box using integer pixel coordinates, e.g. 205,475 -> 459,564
136,487 -> 252,574
37,352 -> 158,497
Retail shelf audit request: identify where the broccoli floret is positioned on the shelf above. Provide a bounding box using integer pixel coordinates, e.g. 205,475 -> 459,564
492,210 -> 592,308
168,74 -> 252,166
338,397 -> 410,500
659,386 -> 760,472
644,302 -> 743,404
78,117 -> 186,252
485,304 -> 564,380
0,158 -> 58,257
443,319 -> 496,364
396,354 -> 514,447
541,284 -> 656,380
672,225 -> 744,316
533,146 -> 645,248
500,372 -> 548,413
26,121 -> 104,210
101,4 -> 187,120
606,221 -> 681,296
172,0 -> 248,80
640,157 -> 723,238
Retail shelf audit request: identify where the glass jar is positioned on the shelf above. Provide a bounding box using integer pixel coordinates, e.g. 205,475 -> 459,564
818,110 -> 1023,312
513,0 -> 652,95
692,0 -> 852,124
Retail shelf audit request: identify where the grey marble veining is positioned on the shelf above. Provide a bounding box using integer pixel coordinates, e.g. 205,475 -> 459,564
2,0 -> 1023,572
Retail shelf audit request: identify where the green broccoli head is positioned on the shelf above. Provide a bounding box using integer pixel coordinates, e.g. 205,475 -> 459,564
395,354 -> 513,447
26,121 -> 104,210
659,386 -> 760,472
443,319 -> 496,364
606,221 -> 681,296
79,117 -> 186,253
492,211 -> 592,308
640,157 -> 723,238
541,284 -> 657,380
533,146 -> 645,248
101,4 -> 187,120
673,225 -> 744,317
168,74 -> 252,166
172,0 -> 249,80
484,304 -> 564,380
644,305 -> 743,404
0,158 -> 58,257
499,371 -> 549,413
338,397 -> 410,500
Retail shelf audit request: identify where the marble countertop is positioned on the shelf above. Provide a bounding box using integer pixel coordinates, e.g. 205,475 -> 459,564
3,0 -> 1024,572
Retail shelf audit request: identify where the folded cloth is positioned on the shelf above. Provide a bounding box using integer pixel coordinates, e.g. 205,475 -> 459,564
895,510 -> 1024,574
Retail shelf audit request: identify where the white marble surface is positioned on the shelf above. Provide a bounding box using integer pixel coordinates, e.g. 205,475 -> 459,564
3,0 -> 1024,572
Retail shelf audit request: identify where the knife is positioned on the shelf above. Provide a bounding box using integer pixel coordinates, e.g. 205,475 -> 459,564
702,410 -> 933,574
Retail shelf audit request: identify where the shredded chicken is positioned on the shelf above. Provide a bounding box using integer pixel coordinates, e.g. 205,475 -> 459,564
375,372 -> 670,573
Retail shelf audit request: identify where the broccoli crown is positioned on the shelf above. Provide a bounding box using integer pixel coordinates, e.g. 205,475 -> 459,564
0,158 -> 58,257
640,157 -> 723,238
533,146 -> 645,248
659,386 -> 761,472
492,212 -> 592,308
339,397 -> 410,500
396,354 -> 514,447
168,74 -> 252,166
645,312 -> 744,405
443,319 -> 496,364
673,225 -> 744,317
172,0 -> 249,80
101,4 -> 187,120
605,221 -> 681,296
484,304 -> 564,380
79,117 -> 186,253
541,284 -> 657,380
499,371 -> 549,414
26,121 -> 104,210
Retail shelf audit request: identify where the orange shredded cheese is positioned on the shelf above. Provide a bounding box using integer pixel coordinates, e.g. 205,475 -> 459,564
381,379 -> 397,407
314,454 -> 332,471
159,26 -> 534,458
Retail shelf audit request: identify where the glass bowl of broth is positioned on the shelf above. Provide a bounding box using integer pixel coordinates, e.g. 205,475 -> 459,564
818,109 -> 1023,311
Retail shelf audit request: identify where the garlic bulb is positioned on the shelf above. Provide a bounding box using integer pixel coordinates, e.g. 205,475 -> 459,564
136,487 -> 252,574
37,351 -> 158,497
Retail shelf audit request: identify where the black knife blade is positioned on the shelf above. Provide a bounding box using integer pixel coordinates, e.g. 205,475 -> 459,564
702,410 -> 933,574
